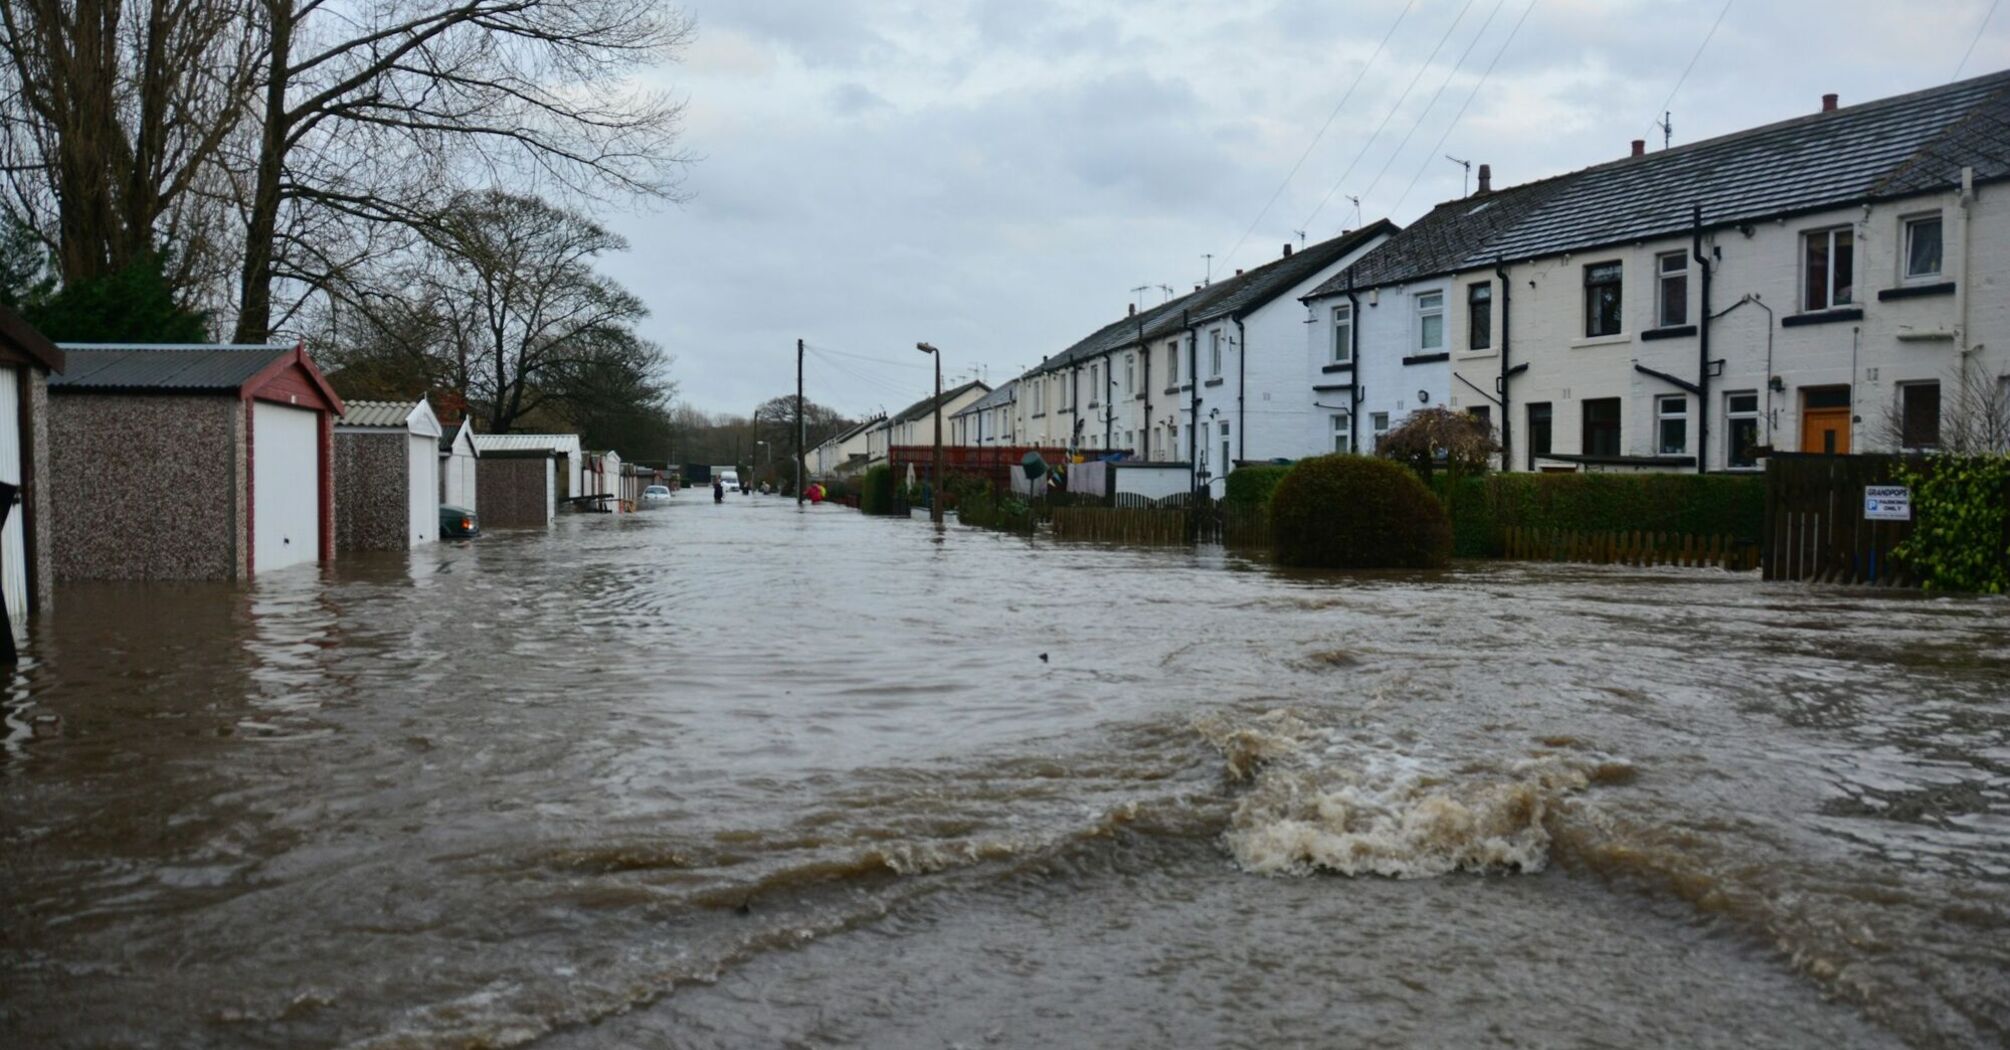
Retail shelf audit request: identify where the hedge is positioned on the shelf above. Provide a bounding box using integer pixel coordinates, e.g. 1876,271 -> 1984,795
1224,464 -> 1290,509
1271,455 -> 1452,569
858,464 -> 899,516
1435,472 -> 1765,558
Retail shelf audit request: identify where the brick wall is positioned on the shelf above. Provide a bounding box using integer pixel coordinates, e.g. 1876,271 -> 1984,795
334,431 -> 411,551
49,393 -> 243,579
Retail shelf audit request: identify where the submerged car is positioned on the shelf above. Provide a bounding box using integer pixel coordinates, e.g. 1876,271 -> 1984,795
642,484 -> 672,503
439,504 -> 479,538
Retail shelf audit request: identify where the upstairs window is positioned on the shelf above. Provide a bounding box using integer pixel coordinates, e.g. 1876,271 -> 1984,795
1584,262 -> 1623,337
1803,226 -> 1854,310
1416,291 -> 1445,351
1656,251 -> 1689,327
1209,329 -> 1223,377
1904,215 -> 1942,280
1089,364 -> 1099,402
1331,303 -> 1354,364
1166,341 -> 1179,384
1467,282 -> 1492,350
1125,354 -> 1135,395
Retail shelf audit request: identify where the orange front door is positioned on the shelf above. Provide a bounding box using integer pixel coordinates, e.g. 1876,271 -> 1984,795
1801,408 -> 1851,454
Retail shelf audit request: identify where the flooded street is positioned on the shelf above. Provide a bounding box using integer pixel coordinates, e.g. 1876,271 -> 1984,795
4,497 -> 2007,1048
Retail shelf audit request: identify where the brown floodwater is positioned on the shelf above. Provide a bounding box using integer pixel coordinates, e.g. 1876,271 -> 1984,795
3,496 -> 2006,1048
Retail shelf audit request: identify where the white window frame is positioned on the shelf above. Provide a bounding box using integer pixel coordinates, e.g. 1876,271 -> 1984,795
1125,354 -> 1135,395
1724,391 -> 1760,468
1089,363 -> 1099,403
1331,303 -> 1353,364
1209,329 -> 1223,377
1331,412 -> 1352,453
1371,411 -> 1390,450
1656,394 -> 1689,455
1902,213 -> 1943,282
1166,341 -> 1180,384
1656,250 -> 1689,328
1803,225 -> 1854,311
1416,291 -> 1445,352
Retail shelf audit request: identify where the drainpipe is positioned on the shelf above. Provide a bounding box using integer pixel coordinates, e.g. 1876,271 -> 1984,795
1235,317 -> 1247,463
1346,273 -> 1362,453
1141,318 -> 1153,460
1186,308 -> 1200,496
1104,349 -> 1115,449
1494,258 -> 1513,470
1957,167 -> 1977,395
1691,204 -> 1712,473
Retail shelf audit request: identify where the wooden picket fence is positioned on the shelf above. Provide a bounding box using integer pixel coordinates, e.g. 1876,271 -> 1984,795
1050,506 -> 1190,545
1502,526 -> 1760,571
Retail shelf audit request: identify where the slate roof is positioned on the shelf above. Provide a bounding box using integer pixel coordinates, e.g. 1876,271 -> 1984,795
340,400 -> 422,428
1303,177 -> 1573,299
891,380 -> 990,424
51,345 -> 294,391
951,378 -> 1017,417
819,415 -> 884,448
1479,69 -> 2010,264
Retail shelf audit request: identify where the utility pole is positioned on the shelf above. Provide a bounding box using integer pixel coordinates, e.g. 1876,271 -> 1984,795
917,342 -> 944,523
796,337 -> 805,505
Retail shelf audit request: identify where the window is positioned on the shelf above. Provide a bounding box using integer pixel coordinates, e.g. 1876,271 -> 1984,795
1656,394 -> 1688,454
1582,398 -> 1621,457
1033,379 -> 1044,414
1220,421 -> 1231,472
1089,364 -> 1099,402
1527,402 -> 1553,469
1726,392 -> 1760,468
1167,341 -> 1180,384
1467,282 -> 1492,350
1331,412 -> 1352,453
1904,215 -> 1942,280
1900,382 -> 1941,450
1331,304 -> 1354,364
1416,291 -> 1445,351
1126,430 -> 1134,450
1467,406 -> 1491,438
1371,411 -> 1389,450
1803,226 -> 1854,310
1584,262 -> 1623,337
1656,251 -> 1689,327
1125,354 -> 1136,395
1209,329 -> 1223,377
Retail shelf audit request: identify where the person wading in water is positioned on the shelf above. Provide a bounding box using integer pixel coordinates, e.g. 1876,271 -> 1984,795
713,478 -> 725,503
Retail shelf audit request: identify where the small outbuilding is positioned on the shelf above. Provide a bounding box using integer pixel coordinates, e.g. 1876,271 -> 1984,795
49,343 -> 342,579
471,433 -> 579,526
439,417 -> 479,509
334,398 -> 443,550
0,307 -> 64,621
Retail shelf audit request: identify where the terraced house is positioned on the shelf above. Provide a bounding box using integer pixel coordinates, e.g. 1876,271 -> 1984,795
1447,72 -> 2010,471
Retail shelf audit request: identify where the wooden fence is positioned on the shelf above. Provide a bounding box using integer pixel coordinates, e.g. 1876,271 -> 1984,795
1503,527 -> 1759,570
1050,506 -> 1191,545
1762,453 -> 1918,585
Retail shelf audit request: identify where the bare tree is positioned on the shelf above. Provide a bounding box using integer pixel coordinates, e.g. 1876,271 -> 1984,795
0,0 -> 258,288
1376,406 -> 1501,481
235,0 -> 694,342
1876,369 -> 2010,454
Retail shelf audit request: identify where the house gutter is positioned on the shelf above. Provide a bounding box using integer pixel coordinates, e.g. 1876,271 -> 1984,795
1493,258 -> 1512,470
1691,204 -> 1712,474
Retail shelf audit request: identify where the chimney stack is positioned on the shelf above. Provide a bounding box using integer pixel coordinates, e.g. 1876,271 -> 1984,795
1128,302 -> 1136,317
1476,164 -> 1491,194
1631,139 -> 1646,158
1822,93 -> 1839,112
1282,243 -> 1293,258
1235,268 -> 1244,276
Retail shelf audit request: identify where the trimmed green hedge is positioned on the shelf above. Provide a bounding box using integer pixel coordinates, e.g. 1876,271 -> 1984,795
859,464 -> 899,515
1435,473 -> 1765,557
1271,455 -> 1451,569
1225,465 -> 1290,509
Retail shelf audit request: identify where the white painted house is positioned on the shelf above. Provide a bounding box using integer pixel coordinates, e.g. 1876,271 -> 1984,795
951,380 -> 1017,446
809,414 -> 883,478
1448,74 -> 2010,471
888,380 -> 989,449
438,417 -> 478,509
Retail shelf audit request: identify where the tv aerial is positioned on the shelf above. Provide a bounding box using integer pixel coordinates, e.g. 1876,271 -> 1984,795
1446,155 -> 1472,196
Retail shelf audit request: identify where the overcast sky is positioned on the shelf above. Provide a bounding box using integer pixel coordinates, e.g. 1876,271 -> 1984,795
603,0 -> 2010,420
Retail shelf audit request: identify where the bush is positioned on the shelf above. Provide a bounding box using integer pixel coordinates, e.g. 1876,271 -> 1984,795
1270,454 -> 1451,569
1224,464 -> 1290,509
858,464 -> 898,515
959,486 -> 1038,533
1892,455 -> 2010,593
1377,407 -> 1499,482
1435,473 -> 1764,558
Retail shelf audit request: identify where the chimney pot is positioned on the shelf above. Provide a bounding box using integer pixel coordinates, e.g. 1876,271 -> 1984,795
1631,139 -> 1646,157
1127,302 -> 1136,316
1282,243 -> 1293,257
1476,164 -> 1492,194
1822,93 -> 1838,112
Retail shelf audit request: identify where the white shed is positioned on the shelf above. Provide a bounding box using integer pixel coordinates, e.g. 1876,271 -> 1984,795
438,418 -> 478,509
334,398 -> 444,550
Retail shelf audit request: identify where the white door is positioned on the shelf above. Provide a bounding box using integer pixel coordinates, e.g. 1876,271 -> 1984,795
408,433 -> 438,544
253,402 -> 320,573
0,367 -> 24,620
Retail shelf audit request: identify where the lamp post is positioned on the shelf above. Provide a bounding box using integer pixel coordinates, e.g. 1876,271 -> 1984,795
916,342 -> 944,523
755,439 -> 769,487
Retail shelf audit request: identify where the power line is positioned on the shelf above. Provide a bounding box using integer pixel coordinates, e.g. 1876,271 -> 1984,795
1217,0 -> 1419,272
1955,0 -> 2003,80
1357,0 -> 1507,211
804,342 -> 931,371
1389,0 -> 1542,216
1651,0 -> 1735,143
1301,0 -> 1482,235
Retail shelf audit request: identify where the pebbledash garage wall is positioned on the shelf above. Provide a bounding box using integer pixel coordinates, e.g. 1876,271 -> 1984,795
334,398 -> 443,551
48,344 -> 342,580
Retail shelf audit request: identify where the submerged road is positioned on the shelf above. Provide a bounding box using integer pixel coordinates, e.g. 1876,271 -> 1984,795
3,494 -> 2006,1048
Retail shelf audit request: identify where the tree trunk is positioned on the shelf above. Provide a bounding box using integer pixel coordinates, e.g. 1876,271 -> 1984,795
233,0 -> 291,344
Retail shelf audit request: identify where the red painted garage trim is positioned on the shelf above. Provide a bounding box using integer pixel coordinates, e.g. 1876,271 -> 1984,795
243,396 -> 256,579
239,345 -> 342,574
318,411 -> 334,565
242,344 -> 344,415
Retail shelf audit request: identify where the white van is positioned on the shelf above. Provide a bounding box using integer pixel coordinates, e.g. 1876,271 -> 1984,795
719,470 -> 740,492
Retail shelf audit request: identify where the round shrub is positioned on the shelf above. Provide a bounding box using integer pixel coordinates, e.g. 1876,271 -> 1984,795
1269,454 -> 1452,569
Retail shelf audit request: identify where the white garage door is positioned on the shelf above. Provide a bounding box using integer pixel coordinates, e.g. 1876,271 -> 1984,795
408,433 -> 438,544
253,402 -> 320,573
0,367 -> 24,621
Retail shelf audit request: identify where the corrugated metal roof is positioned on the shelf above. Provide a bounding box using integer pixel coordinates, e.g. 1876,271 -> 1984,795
339,400 -> 420,428
1476,70 -> 2010,264
50,345 -> 293,391
472,433 -> 581,454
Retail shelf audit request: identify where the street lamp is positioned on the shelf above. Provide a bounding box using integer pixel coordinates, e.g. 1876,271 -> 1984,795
916,342 -> 944,523
755,440 -> 768,492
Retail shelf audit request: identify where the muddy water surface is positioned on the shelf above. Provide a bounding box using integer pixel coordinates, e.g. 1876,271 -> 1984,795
3,497 -> 2007,1048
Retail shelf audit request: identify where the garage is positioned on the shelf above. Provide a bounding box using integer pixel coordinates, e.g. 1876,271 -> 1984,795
0,309 -> 62,624
333,398 -> 444,551
253,401 -> 324,572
